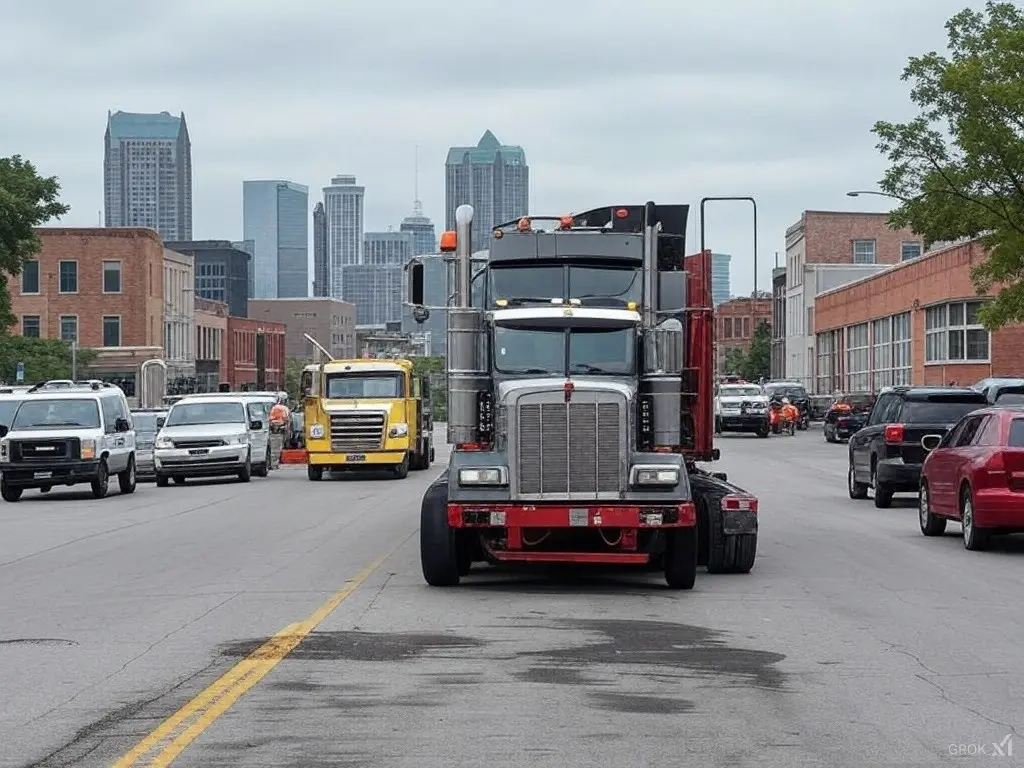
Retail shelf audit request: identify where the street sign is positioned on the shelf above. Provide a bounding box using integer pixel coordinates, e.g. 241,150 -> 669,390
15,362 -> 24,382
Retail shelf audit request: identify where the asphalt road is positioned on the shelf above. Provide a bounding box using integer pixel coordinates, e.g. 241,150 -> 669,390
2,426 -> 1023,768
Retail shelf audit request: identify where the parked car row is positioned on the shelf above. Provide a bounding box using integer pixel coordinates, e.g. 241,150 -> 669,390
840,381 -> 1024,550
0,382 -> 287,503
714,380 -> 811,437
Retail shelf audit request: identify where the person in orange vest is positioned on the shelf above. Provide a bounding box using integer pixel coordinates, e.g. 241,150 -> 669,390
780,398 -> 800,434
269,396 -> 290,468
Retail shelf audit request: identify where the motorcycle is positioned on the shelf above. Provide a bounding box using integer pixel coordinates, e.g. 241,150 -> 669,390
769,404 -> 797,436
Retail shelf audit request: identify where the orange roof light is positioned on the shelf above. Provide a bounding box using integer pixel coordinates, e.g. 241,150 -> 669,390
558,216 -> 573,229
439,231 -> 457,252
517,217 -> 531,231
615,208 -> 629,219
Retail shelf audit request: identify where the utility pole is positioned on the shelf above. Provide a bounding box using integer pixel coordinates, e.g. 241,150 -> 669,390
71,340 -> 78,380
255,330 -> 267,391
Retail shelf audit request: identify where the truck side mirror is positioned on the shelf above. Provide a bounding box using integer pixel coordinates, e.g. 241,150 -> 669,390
407,259 -> 425,306
156,417 -> 165,428
300,370 -> 312,398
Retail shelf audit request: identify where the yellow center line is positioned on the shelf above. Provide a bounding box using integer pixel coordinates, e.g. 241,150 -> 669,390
114,550 -> 394,767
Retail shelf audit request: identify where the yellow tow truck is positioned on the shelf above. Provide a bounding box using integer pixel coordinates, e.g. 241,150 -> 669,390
300,349 -> 434,481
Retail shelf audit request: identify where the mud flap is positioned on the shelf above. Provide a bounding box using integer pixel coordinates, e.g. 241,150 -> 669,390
722,509 -> 758,535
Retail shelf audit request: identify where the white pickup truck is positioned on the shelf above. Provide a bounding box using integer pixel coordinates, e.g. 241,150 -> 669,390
714,383 -> 770,438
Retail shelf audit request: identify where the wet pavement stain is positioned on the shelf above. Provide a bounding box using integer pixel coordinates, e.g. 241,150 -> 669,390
510,664 -> 608,687
419,671 -> 485,686
219,630 -> 486,662
588,692 -> 695,714
0,638 -> 78,647
518,618 -> 788,692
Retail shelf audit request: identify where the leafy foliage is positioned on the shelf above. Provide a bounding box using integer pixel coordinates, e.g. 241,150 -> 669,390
872,1 -> 1024,329
0,336 -> 96,384
0,155 -> 70,330
721,322 -> 771,381
410,356 -> 447,420
284,357 -> 307,403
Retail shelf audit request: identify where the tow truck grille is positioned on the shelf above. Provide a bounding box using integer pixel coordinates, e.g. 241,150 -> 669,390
517,400 -> 622,496
330,412 -> 386,451
172,438 -> 224,449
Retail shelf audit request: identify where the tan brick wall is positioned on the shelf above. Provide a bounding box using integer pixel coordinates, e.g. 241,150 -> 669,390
814,241 -> 1024,385
803,211 -> 917,265
715,297 -> 772,371
12,228 -> 164,348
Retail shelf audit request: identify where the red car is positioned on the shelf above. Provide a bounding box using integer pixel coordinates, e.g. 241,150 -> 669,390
918,405 -> 1024,550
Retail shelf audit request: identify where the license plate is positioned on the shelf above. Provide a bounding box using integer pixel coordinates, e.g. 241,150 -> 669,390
568,507 -> 589,527
34,471 -> 52,479
345,454 -> 366,462
188,448 -> 208,456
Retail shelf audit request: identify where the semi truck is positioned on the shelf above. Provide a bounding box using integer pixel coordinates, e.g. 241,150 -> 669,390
406,201 -> 760,588
300,347 -> 434,480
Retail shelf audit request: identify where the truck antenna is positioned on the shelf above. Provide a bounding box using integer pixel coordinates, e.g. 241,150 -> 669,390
303,333 -> 334,361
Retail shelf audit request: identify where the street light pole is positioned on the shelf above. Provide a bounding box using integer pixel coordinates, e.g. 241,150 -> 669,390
846,190 -> 907,202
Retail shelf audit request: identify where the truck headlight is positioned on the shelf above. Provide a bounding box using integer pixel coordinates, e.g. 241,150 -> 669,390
631,466 -> 679,486
458,467 -> 507,486
309,423 -> 325,439
154,437 -> 174,450
80,439 -> 96,459
0,439 -> 7,459
388,423 -> 409,438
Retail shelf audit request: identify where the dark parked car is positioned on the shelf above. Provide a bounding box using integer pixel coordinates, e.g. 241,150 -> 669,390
763,382 -> 810,430
919,405 -> 1024,550
848,386 -> 988,508
823,393 -> 876,443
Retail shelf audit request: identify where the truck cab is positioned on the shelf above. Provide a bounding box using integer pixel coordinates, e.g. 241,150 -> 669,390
301,358 -> 433,480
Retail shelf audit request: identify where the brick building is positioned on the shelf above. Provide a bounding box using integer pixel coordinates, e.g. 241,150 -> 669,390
813,239 -> 1022,393
770,266 -> 786,379
195,298 -> 228,391
225,316 -> 286,390
784,211 -> 921,389
248,297 -> 356,360
715,297 -> 772,373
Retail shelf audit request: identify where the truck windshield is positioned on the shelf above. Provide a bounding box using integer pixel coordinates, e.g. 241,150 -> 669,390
326,374 -> 403,398
12,398 -> 102,429
0,400 -> 22,428
493,326 -> 635,375
165,402 -> 246,426
720,387 -> 762,398
489,265 -> 641,307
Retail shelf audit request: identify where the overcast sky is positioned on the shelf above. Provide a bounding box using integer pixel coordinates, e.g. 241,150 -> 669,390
0,0 -> 985,296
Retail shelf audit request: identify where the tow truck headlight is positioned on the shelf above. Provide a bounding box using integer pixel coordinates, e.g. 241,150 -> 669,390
309,423 -> 325,439
458,467 -> 507,486
0,439 -> 7,460
388,423 -> 409,438
154,437 -> 174,450
80,439 -> 96,459
631,466 -> 679,486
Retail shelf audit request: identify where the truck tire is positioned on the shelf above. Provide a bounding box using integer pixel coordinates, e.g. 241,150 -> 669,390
420,480 -> 459,586
663,528 -> 697,589
705,501 -> 757,574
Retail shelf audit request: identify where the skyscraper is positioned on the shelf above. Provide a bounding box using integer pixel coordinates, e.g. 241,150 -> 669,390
104,110 -> 192,240
242,180 -> 309,298
445,130 -> 528,249
400,200 -> 436,256
322,175 -> 364,298
344,231 -> 413,325
712,253 -> 732,306
312,202 -> 328,297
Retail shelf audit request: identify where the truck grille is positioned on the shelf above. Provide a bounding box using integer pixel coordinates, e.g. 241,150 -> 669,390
10,438 -> 80,462
330,411 -> 386,451
172,438 -> 225,449
516,401 -> 623,496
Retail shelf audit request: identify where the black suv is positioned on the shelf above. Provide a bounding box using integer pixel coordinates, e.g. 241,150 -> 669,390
848,386 -> 988,508
763,382 -> 810,429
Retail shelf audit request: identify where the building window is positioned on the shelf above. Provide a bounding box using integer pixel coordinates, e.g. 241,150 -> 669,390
60,315 -> 78,343
925,301 -> 989,363
59,261 -> 78,293
816,332 -> 834,394
102,316 -> 121,347
723,318 -> 732,338
103,261 -> 122,293
871,317 -> 893,390
22,315 -> 40,338
901,241 -> 922,261
892,312 -> 912,384
845,322 -> 869,392
852,239 -> 876,264
21,260 -> 40,294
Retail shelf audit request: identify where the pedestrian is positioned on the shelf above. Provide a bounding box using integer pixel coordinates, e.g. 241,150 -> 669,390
269,396 -> 290,469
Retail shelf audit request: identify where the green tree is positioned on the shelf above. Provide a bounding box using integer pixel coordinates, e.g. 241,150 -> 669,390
723,347 -> 747,376
872,1 -> 1024,329
740,321 -> 772,381
284,357 -> 308,403
0,155 -> 70,330
410,356 -> 447,420
0,336 -> 96,384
